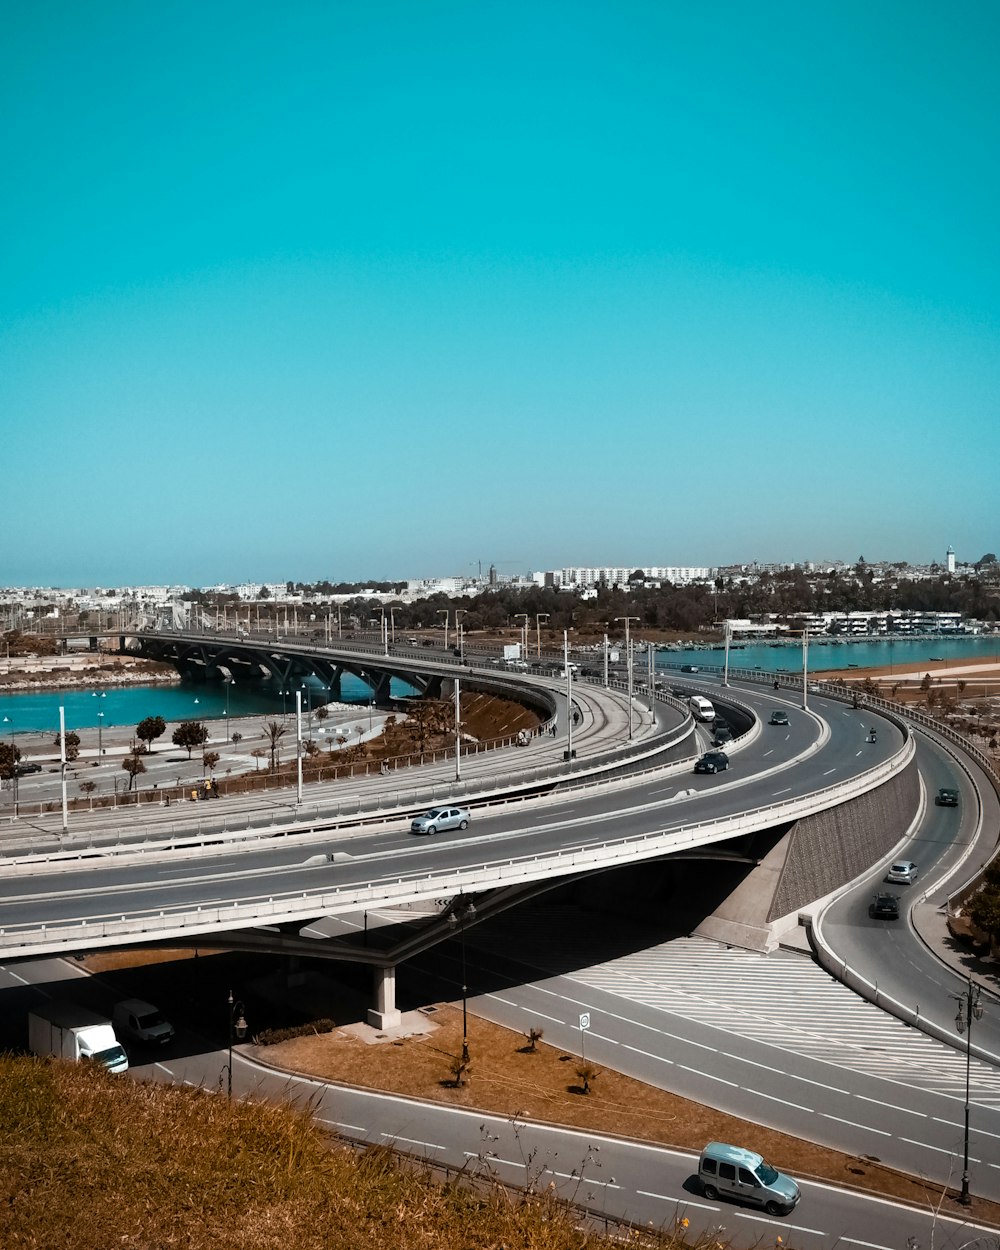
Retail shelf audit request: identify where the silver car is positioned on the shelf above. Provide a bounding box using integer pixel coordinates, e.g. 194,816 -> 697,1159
885,859 -> 918,884
410,806 -> 471,835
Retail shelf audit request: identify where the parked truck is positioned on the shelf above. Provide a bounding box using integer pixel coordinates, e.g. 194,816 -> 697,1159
28,1003 -> 129,1074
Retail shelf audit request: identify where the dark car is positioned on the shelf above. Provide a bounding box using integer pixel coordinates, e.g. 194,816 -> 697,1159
681,664 -> 700,673
769,710 -> 789,726
713,723 -> 733,745
15,762 -> 42,776
935,787 -> 959,807
869,893 -> 900,920
694,751 -> 730,774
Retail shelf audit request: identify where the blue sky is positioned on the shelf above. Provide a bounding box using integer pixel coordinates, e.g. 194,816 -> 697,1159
2,1 -> 998,587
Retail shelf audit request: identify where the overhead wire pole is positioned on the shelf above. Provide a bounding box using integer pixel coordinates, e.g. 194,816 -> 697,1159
295,690 -> 303,806
59,705 -> 69,834
564,630 -> 575,761
722,619 -> 731,687
454,675 -> 462,781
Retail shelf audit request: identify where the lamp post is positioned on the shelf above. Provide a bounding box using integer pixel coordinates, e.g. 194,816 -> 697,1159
514,613 -> 529,662
455,609 -> 467,662
615,616 -> 640,740
953,977 -> 985,1205
97,710 -> 104,758
448,896 -> 476,1064
389,607 -> 398,646
225,989 -> 248,1100
535,613 -> 549,657
224,677 -> 234,742
437,609 -> 449,651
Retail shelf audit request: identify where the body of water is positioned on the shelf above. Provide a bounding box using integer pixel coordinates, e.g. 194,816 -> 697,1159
0,673 -> 414,736
654,633 -> 1000,676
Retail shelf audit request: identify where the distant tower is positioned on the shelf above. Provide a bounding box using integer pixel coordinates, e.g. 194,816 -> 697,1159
488,564 -> 497,586
946,546 -> 956,574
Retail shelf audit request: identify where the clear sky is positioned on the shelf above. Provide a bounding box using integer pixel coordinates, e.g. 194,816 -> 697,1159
2,1 -> 998,588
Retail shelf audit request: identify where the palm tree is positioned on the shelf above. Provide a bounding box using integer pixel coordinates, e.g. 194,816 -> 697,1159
262,720 -> 286,771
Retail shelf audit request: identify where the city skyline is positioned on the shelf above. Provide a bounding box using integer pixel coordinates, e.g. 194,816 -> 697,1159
3,3 -> 998,587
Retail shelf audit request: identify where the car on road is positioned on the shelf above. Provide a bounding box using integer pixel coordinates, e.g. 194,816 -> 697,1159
869,892 -> 900,920
713,723 -> 733,746
935,787 -> 959,807
885,860 -> 918,885
769,710 -> 789,726
15,762 -> 43,775
410,806 -> 471,835
698,1142 -> 800,1216
694,751 -> 730,774
680,664 -> 700,673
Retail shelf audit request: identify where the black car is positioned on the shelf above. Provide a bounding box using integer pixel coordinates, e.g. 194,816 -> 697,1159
713,723 -> 733,745
935,787 -> 959,807
694,750 -> 730,774
15,762 -> 42,776
869,893 -> 900,920
769,710 -> 789,726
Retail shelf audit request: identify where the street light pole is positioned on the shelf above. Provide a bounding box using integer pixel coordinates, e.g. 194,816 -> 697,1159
953,976 -> 985,1205
437,610 -> 449,652
448,896 -> 476,1065
455,609 -> 466,662
513,613 -> 528,662
226,990 -> 248,1100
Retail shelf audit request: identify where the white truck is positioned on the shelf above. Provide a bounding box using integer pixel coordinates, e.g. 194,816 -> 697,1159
28,1003 -> 129,1074
502,643 -> 522,661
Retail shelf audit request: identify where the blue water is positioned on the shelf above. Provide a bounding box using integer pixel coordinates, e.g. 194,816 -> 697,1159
654,634 -> 1000,676
0,673 -> 414,736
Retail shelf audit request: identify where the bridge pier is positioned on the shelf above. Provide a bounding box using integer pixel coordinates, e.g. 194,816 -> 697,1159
367,965 -> 402,1030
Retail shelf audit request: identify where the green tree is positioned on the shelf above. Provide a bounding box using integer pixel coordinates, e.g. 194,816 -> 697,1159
0,741 -> 22,778
136,715 -> 167,754
172,721 -> 209,759
202,750 -> 221,777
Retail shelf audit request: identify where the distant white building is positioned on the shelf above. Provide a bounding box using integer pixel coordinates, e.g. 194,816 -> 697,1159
946,546 -> 956,574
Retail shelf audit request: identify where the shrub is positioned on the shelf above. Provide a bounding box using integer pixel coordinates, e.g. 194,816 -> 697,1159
254,1019 -> 335,1047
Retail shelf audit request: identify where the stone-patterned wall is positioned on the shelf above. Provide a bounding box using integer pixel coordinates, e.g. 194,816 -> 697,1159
767,761 -> 920,922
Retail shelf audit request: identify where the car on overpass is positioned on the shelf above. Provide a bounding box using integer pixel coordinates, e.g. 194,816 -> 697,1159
694,751 -> 730,775
868,892 -> 900,920
769,710 -> 789,726
410,806 -> 471,835
885,860 -> 918,885
935,787 -> 959,806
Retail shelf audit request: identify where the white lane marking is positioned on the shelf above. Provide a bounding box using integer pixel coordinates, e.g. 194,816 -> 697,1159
900,1137 -> 977,1160
821,1114 -> 891,1136
676,1065 -> 740,1089
319,1118 -> 369,1135
386,1134 -> 446,1151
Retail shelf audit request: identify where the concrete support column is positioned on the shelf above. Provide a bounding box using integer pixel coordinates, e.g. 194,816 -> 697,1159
330,669 -> 343,701
367,965 -> 402,1030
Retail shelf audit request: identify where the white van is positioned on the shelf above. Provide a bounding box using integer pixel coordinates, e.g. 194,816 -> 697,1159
688,695 -> 716,723
697,1142 -> 800,1215
113,998 -> 176,1046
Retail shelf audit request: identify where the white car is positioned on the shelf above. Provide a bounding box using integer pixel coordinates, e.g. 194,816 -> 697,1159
410,806 -> 471,835
885,860 -> 918,884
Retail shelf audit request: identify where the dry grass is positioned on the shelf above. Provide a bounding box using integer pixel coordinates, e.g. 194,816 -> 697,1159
0,1055 -> 686,1250
260,1002 -> 1000,1225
